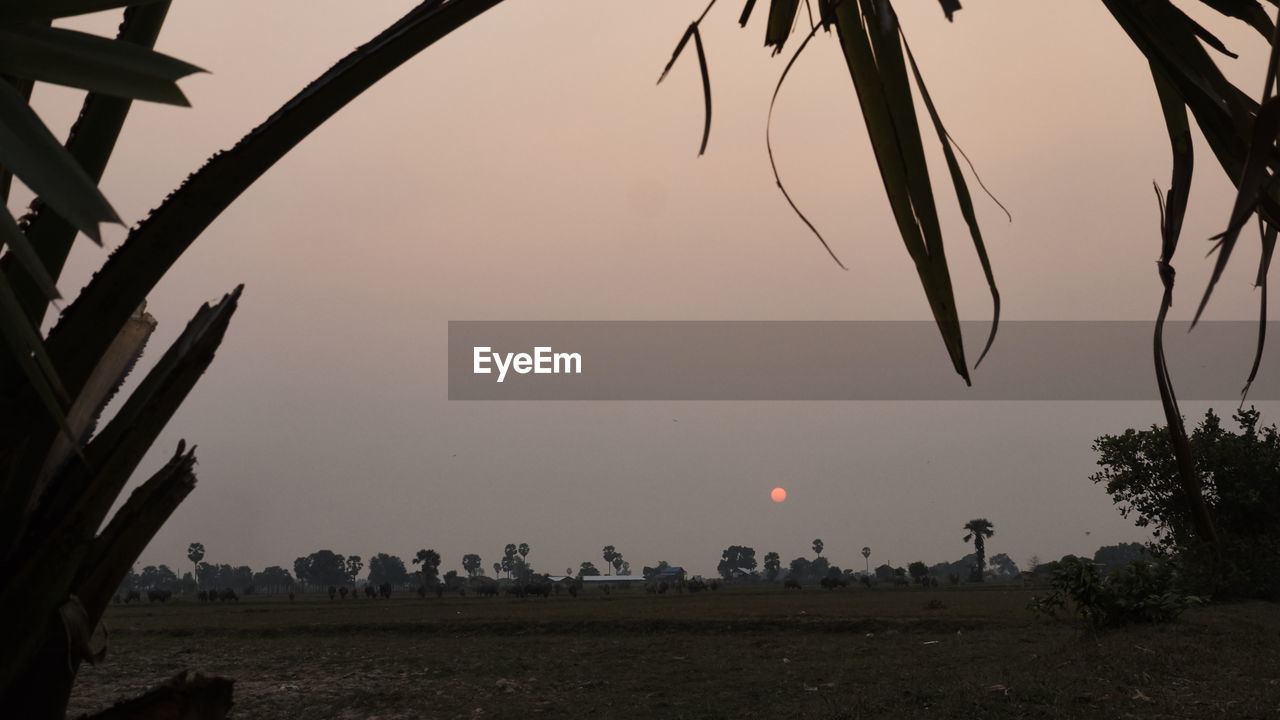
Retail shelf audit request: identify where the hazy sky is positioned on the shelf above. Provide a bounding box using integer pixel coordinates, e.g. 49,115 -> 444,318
24,1 -> 1280,579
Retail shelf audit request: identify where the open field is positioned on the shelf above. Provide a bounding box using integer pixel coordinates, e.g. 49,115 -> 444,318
69,587 -> 1280,719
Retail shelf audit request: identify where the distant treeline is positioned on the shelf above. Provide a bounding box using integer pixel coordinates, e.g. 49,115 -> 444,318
121,542 -> 1147,596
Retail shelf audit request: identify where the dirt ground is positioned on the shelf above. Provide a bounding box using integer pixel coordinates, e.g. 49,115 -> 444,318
68,587 -> 1280,719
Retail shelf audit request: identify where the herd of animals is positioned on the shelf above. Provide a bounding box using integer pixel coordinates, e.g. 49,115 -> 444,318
113,588 -> 240,604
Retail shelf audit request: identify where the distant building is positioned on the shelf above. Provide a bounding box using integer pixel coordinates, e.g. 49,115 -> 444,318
653,566 -> 687,583
580,575 -> 645,584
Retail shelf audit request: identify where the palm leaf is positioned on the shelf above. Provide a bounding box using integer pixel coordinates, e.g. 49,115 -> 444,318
1103,0 -> 1259,185
1243,220 -> 1276,401
825,0 -> 970,383
2,2 -> 173,331
0,210 -> 58,300
0,273 -> 77,463
0,80 -> 118,242
765,0 -> 800,53
1196,11 -> 1280,324
901,35 -> 1000,366
0,24 -> 201,104
1196,0 -> 1274,37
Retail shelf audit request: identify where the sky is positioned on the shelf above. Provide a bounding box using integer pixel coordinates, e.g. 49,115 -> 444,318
21,0 -> 1280,580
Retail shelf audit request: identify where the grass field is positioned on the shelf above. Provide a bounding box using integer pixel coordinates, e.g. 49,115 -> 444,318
68,586 -> 1280,719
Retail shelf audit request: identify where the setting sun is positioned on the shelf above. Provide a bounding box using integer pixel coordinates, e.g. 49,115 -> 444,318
770,487 -> 787,503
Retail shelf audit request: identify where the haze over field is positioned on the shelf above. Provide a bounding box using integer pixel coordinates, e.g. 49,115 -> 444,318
22,1 -> 1280,578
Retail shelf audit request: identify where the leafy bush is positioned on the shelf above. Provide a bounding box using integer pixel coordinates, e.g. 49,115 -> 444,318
1092,408 -> 1280,600
1029,555 -> 1202,629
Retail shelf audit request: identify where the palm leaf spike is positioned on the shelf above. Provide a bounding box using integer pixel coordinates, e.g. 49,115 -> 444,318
1242,219 -> 1276,402
901,33 -> 1002,366
826,0 -> 970,383
764,0 -> 801,54
1194,5 -> 1280,326
1196,0 -> 1275,37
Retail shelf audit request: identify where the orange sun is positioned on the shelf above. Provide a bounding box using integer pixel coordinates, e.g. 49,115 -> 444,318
770,487 -> 787,503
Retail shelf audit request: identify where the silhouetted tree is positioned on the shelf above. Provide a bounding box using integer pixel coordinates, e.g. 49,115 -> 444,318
812,539 -> 823,556
510,556 -> 531,583
1092,543 -> 1146,573
579,562 -> 600,577
138,565 -> 178,591
986,552 -> 1019,580
930,553 -> 979,583
493,562 -> 501,577
294,550 -> 348,589
862,546 -> 871,576
442,570 -> 460,590
412,548 -> 441,586
251,566 -> 295,594
717,545 -> 757,580
502,544 -> 518,578
602,545 -> 617,576
518,542 -> 529,563
368,553 -> 409,588
462,553 -> 482,577
186,542 -> 205,588
908,561 -> 929,584
231,565 -> 252,590
345,555 -> 363,585
763,552 -> 781,581
293,557 -> 308,591
195,560 -> 213,590
962,519 -> 995,582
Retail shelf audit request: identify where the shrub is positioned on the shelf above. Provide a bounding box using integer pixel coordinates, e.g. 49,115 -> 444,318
1092,408 -> 1280,600
1029,555 -> 1202,629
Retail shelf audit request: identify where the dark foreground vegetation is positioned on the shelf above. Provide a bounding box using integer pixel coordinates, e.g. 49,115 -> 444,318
69,586 -> 1279,719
